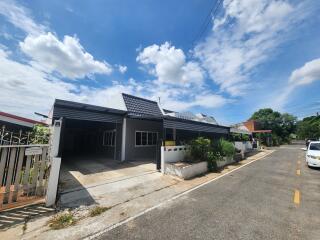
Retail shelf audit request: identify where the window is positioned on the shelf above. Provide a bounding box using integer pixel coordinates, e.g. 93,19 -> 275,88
310,143 -> 320,151
136,132 -> 141,145
103,130 -> 116,146
135,131 -> 158,146
142,132 -> 147,145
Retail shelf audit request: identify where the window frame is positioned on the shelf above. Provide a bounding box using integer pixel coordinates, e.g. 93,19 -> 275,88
102,129 -> 116,147
135,130 -> 158,147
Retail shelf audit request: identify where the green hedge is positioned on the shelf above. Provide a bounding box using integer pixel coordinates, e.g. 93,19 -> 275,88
218,139 -> 235,157
188,137 -> 235,172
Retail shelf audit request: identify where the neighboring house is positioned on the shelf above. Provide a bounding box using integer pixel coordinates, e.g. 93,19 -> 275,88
232,120 -> 272,146
0,111 -> 45,145
0,111 -> 43,132
230,123 -> 252,136
51,93 -> 230,168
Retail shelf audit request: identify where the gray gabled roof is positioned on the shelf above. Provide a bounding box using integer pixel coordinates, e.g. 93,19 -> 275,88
122,93 -> 163,117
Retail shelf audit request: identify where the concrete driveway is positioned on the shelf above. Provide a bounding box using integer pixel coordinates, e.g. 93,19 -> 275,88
60,157 -> 158,190
58,157 -> 178,208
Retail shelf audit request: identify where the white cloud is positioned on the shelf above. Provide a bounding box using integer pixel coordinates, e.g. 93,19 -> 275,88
193,94 -> 228,108
137,42 -> 204,86
0,0 -> 46,35
0,48 -> 132,118
289,58 -> 320,86
194,0 -> 310,96
20,32 -> 112,79
266,58 -> 320,111
0,45 -> 229,119
135,42 -> 229,111
0,48 -> 79,117
132,79 -> 228,112
0,1 -> 229,119
158,92 -> 228,111
0,1 -> 112,80
118,65 -> 127,74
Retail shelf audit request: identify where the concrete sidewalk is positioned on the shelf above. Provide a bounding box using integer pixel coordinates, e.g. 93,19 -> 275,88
0,150 -> 273,240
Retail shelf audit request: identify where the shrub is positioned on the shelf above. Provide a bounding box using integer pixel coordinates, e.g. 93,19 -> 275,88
207,151 -> 222,172
30,124 -> 50,144
231,133 -> 250,141
189,137 -> 211,161
188,137 -> 235,172
218,139 -> 235,157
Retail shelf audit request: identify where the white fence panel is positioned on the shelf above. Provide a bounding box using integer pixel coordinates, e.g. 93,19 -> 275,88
0,145 -> 50,210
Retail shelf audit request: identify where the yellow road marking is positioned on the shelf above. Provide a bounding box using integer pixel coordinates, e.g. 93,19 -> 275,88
296,169 -> 301,175
294,190 -> 300,205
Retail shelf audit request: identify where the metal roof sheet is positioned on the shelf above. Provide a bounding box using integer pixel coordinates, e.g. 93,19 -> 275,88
52,99 -> 125,123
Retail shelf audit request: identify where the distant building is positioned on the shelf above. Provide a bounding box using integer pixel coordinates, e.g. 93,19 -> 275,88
0,111 -> 46,145
0,111 -> 44,132
231,119 -> 272,146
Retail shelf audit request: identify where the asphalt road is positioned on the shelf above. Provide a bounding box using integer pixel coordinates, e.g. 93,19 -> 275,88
98,145 -> 320,240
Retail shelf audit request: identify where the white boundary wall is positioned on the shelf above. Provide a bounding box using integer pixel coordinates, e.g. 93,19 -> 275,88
234,141 -> 253,153
161,146 -> 189,173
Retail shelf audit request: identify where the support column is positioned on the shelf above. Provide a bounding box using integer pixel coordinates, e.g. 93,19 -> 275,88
121,118 -> 127,161
46,119 -> 62,207
51,119 -> 62,158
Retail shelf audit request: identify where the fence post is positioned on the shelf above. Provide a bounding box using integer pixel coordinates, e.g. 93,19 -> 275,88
45,157 -> 61,207
45,120 -> 62,207
51,120 -> 62,158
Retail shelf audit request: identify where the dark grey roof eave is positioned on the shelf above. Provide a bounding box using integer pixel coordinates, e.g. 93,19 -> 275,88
54,99 -> 127,116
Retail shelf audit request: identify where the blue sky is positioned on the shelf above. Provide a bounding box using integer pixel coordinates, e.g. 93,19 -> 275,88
0,0 -> 320,124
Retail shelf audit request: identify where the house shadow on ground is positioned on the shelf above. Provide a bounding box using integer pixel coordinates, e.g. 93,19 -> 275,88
0,203 -> 55,231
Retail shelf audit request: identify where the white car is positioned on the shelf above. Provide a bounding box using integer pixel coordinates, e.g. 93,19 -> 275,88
306,141 -> 320,167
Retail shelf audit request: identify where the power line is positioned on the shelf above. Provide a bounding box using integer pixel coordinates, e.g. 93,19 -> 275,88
191,0 -> 224,47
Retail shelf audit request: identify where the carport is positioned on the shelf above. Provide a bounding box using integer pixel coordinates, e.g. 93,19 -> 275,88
52,99 -> 127,192
61,119 -> 121,160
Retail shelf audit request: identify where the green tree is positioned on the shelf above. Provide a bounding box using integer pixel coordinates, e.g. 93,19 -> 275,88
296,115 -> 320,139
31,124 -> 50,144
250,108 -> 297,144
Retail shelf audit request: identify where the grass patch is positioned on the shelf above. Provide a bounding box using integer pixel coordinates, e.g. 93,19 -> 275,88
48,212 -> 76,230
89,206 -> 110,217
